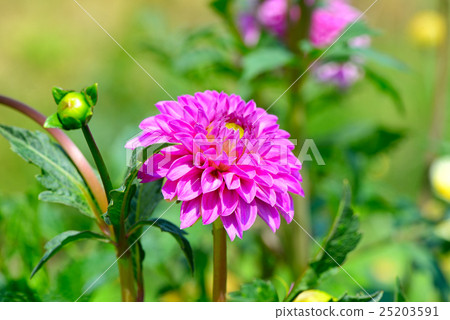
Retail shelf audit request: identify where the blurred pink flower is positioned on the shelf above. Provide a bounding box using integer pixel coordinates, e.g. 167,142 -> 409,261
126,91 -> 303,240
310,0 -> 361,47
239,13 -> 261,46
313,34 -> 370,88
240,0 -> 362,48
313,62 -> 363,88
257,0 -> 289,37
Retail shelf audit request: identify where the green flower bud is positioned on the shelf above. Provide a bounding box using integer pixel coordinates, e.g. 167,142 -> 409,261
56,92 -> 93,130
44,83 -> 98,131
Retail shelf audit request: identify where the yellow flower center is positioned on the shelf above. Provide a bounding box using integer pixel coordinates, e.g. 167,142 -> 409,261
225,122 -> 245,138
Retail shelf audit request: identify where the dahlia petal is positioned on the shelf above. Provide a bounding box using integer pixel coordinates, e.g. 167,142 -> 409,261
254,170 -> 274,187
177,171 -> 203,201
243,100 -> 256,117
229,165 -> 256,179
155,101 -> 184,118
174,132 -> 194,152
237,199 -> 257,231
237,178 -> 257,204
275,192 -> 291,212
139,153 -> 171,181
201,167 -> 223,193
256,199 -> 280,232
162,179 -> 178,200
276,194 -> 294,223
279,173 -> 304,195
256,185 -> 277,207
221,187 -> 239,216
223,172 -> 240,190
138,116 -> 159,131
155,114 -> 176,134
163,145 -> 190,157
182,105 -> 198,124
238,153 -> 261,167
180,198 -> 201,229
166,155 -> 195,181
202,191 -> 221,224
197,109 -> 210,127
125,131 -> 169,149
195,92 -> 215,118
169,119 -> 193,132
221,213 -> 243,241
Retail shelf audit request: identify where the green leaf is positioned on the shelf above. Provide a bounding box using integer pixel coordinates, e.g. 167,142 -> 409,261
127,179 -> 163,228
0,125 -> 99,217
229,280 -> 279,302
395,278 -> 407,302
287,182 -> 361,300
310,182 -> 361,275
242,47 -> 294,80
104,143 -> 172,228
106,177 -> 137,227
0,279 -> 41,302
83,83 -> 98,106
349,127 -> 404,156
30,230 -> 107,278
315,123 -> 404,156
43,113 -> 64,129
356,48 -> 408,71
173,49 -> 227,74
364,66 -> 405,114
337,291 -> 383,302
336,21 -> 378,43
128,218 -> 194,273
299,39 -> 318,55
52,87 -> 73,105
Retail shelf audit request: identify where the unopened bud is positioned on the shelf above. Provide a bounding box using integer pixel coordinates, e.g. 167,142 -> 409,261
56,92 -> 92,130
44,83 -> 98,131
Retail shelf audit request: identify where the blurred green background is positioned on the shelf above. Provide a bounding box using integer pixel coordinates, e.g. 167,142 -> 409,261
0,0 -> 449,302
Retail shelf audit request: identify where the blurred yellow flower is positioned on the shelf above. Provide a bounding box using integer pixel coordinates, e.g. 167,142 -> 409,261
294,290 -> 335,302
430,156 -> 450,202
409,11 -> 447,47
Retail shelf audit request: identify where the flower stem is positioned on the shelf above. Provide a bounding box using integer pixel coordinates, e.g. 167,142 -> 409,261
420,0 -> 449,205
116,245 -> 137,302
282,0 -> 314,277
135,242 -> 145,302
426,0 -> 449,165
81,125 -> 114,201
212,219 -> 227,302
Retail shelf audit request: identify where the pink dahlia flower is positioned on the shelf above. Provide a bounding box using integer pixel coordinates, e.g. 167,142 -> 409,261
126,91 -> 303,240
310,0 -> 361,48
